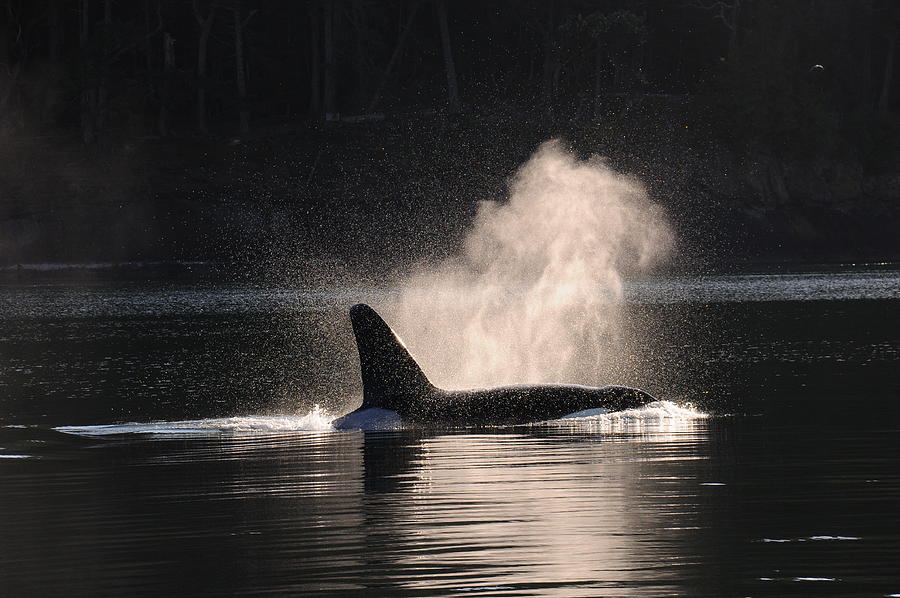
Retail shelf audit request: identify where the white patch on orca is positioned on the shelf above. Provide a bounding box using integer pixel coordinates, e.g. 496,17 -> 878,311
331,408 -> 402,431
560,407 -> 611,419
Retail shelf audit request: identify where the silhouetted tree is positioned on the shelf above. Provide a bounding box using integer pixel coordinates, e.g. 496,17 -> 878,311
323,0 -> 336,120
877,5 -> 899,113
0,0 -> 894,150
80,0 -> 97,143
367,1 -> 418,113
540,0 -> 564,122
435,0 -> 459,113
193,0 -> 217,135
308,0 -> 321,119
158,30 -> 174,136
232,0 -> 254,133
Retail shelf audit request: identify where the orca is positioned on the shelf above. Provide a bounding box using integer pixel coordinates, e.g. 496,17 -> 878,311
333,303 -> 657,428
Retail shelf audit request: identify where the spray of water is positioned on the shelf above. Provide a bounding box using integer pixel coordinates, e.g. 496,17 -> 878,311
386,140 -> 673,390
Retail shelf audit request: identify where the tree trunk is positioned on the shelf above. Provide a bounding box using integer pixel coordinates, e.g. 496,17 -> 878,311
48,0 -> 62,63
541,0 -> 556,120
233,2 -> 250,133
352,0 -> 366,109
727,0 -> 741,63
80,0 -> 96,144
194,0 -> 217,135
41,0 -> 63,126
436,0 -> 460,113
862,26 -> 872,110
308,1 -> 321,120
367,2 -> 418,113
323,0 -> 337,120
879,34 -> 896,113
143,0 -> 154,73
593,37 -> 604,118
0,32 -> 22,123
158,32 -> 174,136
96,0 -> 111,136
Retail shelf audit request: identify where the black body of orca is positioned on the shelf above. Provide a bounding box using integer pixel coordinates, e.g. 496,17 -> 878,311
334,303 -> 656,427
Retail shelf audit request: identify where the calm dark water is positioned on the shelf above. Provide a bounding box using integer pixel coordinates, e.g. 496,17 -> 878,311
1,268 -> 899,596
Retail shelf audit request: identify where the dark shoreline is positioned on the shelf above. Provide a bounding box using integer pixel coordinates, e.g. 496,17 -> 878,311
3,110 -> 899,273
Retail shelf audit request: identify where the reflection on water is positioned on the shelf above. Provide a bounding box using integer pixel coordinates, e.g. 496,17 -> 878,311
3,417 -> 899,597
2,419 -> 708,597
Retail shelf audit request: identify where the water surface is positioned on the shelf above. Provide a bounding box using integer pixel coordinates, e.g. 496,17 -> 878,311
1,267 -> 898,596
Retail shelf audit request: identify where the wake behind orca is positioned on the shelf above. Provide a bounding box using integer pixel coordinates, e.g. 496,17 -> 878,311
333,304 -> 656,428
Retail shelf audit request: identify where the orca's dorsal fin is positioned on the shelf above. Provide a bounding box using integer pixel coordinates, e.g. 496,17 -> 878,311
349,303 -> 434,410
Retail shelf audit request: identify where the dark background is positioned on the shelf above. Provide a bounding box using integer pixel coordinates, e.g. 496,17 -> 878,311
1,0 -> 899,272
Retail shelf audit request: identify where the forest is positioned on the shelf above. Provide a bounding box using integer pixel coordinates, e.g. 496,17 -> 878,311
1,0 -> 899,270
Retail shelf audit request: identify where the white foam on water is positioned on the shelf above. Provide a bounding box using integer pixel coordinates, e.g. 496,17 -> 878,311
54,406 -> 406,436
760,576 -> 840,583
332,401 -> 703,431
52,401 -> 705,437
759,535 -> 860,543
0,454 -> 35,459
55,406 -> 336,438
543,400 -> 706,431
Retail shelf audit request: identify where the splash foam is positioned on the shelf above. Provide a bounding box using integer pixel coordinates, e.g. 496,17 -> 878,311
541,400 -> 707,433
55,406 -> 336,437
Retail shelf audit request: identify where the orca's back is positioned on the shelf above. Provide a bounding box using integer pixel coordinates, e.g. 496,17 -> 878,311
349,304 -> 434,411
